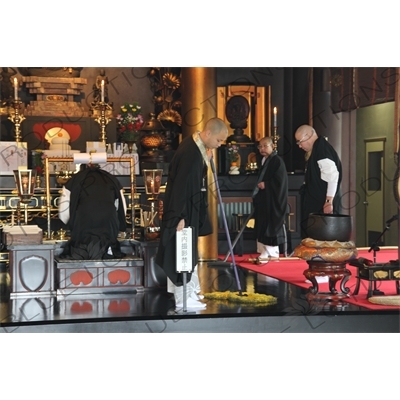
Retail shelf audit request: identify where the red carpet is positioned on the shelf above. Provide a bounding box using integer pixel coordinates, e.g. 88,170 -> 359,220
224,247 -> 400,311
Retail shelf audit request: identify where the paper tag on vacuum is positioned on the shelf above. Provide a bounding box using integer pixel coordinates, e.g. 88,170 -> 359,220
176,227 -> 193,272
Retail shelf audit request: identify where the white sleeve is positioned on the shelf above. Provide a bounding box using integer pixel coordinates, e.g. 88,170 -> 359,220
58,186 -> 71,224
317,158 -> 339,197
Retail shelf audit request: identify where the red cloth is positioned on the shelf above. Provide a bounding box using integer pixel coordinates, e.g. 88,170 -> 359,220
226,248 -> 400,310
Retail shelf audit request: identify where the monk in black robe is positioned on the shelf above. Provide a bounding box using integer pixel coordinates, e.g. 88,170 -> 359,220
155,117 -> 228,309
58,166 -> 127,260
294,124 -> 342,238
253,137 -> 288,259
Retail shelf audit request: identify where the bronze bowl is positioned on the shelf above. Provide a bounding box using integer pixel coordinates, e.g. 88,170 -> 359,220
306,213 -> 353,242
55,171 -> 74,187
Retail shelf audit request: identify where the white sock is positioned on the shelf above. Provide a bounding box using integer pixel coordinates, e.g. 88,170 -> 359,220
266,245 -> 279,258
258,243 -> 280,258
173,272 -> 206,309
167,278 -> 175,294
187,266 -> 203,296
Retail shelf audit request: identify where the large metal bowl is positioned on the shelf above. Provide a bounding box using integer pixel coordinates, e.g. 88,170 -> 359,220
305,213 -> 353,242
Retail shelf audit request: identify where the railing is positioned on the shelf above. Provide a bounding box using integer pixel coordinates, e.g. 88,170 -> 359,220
218,197 -> 253,230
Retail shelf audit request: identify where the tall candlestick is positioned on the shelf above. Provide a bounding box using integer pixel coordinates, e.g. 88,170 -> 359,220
14,78 -> 18,100
101,80 -> 105,103
273,107 -> 277,127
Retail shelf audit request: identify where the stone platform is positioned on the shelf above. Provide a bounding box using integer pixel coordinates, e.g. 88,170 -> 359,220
55,256 -> 144,296
9,244 -> 55,298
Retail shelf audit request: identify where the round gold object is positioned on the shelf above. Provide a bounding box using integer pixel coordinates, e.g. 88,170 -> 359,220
55,171 -> 74,186
141,133 -> 163,150
157,109 -> 182,127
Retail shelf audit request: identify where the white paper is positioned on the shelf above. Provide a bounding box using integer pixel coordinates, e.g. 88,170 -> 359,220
0,142 -> 28,175
176,227 -> 193,272
73,153 -> 90,164
90,152 -> 107,163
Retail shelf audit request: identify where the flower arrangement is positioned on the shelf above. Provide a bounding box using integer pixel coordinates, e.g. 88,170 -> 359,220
32,150 -> 46,176
116,102 -> 144,142
227,142 -> 240,163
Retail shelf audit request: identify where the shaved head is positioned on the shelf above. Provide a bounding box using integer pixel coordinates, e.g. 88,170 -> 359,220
294,124 -> 317,152
205,117 -> 228,135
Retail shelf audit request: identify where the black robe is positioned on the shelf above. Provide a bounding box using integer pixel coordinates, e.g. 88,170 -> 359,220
155,135 -> 212,286
59,167 -> 127,260
300,136 -> 342,238
253,152 -> 288,246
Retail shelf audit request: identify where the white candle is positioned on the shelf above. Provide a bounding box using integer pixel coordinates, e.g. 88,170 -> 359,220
273,107 -> 277,127
14,78 -> 18,100
101,80 -> 105,103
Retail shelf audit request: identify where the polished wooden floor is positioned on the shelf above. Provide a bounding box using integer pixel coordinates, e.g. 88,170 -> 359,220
1,259 -> 399,333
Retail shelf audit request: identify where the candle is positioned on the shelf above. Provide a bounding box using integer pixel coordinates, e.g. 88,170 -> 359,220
273,107 -> 277,127
14,78 -> 18,100
101,80 -> 105,103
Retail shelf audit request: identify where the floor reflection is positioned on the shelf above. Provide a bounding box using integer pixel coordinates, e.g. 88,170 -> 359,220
0,259 -> 386,328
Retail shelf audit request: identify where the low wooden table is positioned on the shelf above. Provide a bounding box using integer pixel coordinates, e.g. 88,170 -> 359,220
304,260 -> 351,302
349,259 -> 400,298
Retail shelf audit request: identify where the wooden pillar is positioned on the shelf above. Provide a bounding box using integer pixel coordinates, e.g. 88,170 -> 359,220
181,67 -> 219,261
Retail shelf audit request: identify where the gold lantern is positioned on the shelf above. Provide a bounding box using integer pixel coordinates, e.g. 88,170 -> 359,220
13,169 -> 37,225
142,169 -> 163,240
140,113 -> 166,162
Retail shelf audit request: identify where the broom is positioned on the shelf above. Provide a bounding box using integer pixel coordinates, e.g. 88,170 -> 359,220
205,157 -> 279,304
207,156 -> 251,296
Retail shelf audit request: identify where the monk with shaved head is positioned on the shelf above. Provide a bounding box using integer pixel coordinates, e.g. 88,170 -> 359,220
294,124 -> 342,239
